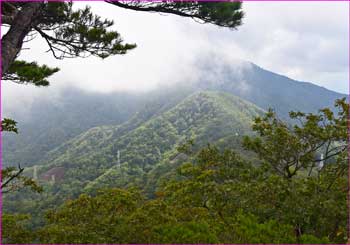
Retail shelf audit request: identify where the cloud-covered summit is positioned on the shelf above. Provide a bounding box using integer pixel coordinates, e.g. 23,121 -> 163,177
2,1 -> 348,112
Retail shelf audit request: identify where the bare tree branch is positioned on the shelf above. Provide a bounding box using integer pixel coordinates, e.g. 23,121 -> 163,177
1,165 -> 24,190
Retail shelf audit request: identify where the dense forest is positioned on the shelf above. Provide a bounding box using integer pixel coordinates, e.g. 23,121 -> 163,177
3,94 -> 348,243
2,1 -> 348,244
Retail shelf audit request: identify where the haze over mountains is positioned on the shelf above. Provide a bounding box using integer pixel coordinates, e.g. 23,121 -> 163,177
3,60 -> 344,168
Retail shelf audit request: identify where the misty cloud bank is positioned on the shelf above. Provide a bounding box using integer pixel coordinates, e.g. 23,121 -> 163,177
2,1 -> 348,116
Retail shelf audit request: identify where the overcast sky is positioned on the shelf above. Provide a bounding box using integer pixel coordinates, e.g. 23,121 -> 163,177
2,1 -> 349,112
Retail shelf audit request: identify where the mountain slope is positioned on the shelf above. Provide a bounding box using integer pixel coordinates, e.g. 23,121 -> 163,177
2,89 -> 144,167
3,60 -> 345,168
34,91 -> 264,194
196,61 -> 345,119
2,85 -> 193,167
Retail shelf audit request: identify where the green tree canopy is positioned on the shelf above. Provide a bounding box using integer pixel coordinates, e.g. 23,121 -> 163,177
107,1 -> 244,28
3,101 -> 347,243
243,98 -> 348,179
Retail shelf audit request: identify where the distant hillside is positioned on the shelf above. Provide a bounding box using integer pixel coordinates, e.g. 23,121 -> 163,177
2,86 -> 192,167
195,61 -> 345,119
32,91 -> 263,195
2,89 -> 143,167
3,60 -> 345,168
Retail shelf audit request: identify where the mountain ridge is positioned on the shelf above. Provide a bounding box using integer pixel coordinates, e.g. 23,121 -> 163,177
32,91 -> 264,194
194,60 -> 346,118
3,60 -> 345,168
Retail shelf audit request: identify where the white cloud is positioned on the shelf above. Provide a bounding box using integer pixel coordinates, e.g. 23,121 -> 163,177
230,2 -> 348,92
2,1 -> 348,113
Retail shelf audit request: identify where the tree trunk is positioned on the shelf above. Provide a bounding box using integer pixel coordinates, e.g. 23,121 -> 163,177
1,2 -> 41,75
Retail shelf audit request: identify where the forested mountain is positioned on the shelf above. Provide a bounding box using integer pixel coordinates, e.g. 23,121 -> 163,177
28,91 -> 263,194
3,61 -> 345,168
2,85 -> 193,167
3,91 -> 264,228
2,89 -> 143,167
